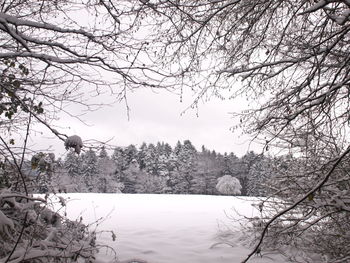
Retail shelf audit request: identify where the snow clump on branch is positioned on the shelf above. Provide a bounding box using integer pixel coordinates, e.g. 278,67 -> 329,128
64,135 -> 83,154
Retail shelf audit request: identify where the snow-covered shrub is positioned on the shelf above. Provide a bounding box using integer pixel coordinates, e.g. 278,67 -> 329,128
0,146 -> 114,262
0,161 -> 17,190
0,190 -> 98,262
31,152 -> 55,172
216,175 -> 242,195
29,152 -> 57,193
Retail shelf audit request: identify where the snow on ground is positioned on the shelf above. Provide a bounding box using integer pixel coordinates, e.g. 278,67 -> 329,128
49,194 -> 288,263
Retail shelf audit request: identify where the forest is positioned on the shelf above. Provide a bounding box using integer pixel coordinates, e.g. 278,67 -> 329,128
31,141 -> 278,196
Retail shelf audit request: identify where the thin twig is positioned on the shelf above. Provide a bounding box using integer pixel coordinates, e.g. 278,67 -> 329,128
19,111 -> 32,171
0,135 -> 28,196
242,146 -> 350,262
5,212 -> 28,263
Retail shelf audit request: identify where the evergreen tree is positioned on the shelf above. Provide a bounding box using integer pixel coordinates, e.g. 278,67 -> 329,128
201,145 -> 207,154
237,151 -> 259,196
121,159 -> 139,193
170,140 -> 197,194
143,143 -> 159,175
157,153 -> 170,177
112,146 -> 127,172
96,146 -> 121,193
173,141 -> 182,156
98,145 -> 109,159
163,143 -> 173,157
82,148 -> 98,192
137,142 -> 148,170
64,150 -> 81,178
156,141 -> 164,155
63,150 -> 83,192
226,153 -> 240,177
124,144 -> 138,165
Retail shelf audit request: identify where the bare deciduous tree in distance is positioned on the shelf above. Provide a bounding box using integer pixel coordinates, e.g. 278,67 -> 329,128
216,174 -> 242,195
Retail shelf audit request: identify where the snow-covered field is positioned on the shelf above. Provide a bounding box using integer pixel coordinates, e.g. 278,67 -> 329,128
50,194 -> 288,263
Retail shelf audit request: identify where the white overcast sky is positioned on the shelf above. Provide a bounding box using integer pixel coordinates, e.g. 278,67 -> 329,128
15,5 -> 261,158
29,88 -> 261,158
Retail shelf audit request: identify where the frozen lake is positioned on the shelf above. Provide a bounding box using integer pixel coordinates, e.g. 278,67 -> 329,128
49,194 -> 287,263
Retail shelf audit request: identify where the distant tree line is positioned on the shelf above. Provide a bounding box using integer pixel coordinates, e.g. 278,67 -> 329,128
33,140 -> 281,196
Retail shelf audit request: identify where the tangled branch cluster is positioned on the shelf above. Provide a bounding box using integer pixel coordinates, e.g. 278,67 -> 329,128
0,189 -> 98,263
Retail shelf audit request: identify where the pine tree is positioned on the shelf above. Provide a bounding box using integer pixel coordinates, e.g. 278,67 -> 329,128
64,150 -> 81,178
226,153 -> 240,177
124,144 -> 138,165
156,141 -> 164,154
137,142 -> 148,170
143,143 -> 158,175
163,143 -> 173,157
237,151 -> 259,196
82,148 -> 98,192
63,150 -> 83,192
98,145 -> 109,159
96,145 -> 122,193
170,140 -> 197,194
112,146 -> 127,172
174,140 -> 182,156
121,159 -> 139,193
157,153 -> 169,177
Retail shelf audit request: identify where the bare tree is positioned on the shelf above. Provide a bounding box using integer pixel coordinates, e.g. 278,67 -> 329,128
216,174 -> 241,195
122,1 -> 350,262
0,0 -> 175,196
0,0 -> 178,142
2,0 -> 350,262
0,1 -> 152,261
